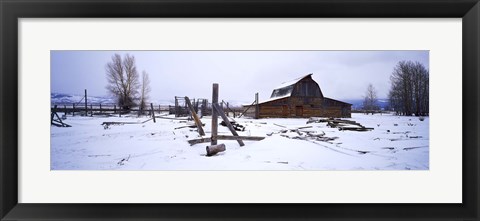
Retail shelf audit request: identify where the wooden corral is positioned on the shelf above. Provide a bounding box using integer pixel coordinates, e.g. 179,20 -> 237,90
243,74 -> 352,118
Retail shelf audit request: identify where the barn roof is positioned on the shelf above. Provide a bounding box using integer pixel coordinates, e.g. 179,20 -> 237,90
273,73 -> 313,90
242,94 -> 288,106
324,97 -> 352,105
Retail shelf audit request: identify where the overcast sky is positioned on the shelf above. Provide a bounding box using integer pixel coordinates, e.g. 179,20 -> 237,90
51,50 -> 428,103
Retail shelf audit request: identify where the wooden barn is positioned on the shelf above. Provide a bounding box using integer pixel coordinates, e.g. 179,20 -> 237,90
243,74 -> 352,118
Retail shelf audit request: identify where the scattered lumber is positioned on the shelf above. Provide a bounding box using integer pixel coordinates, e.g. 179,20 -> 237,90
206,144 -> 226,156
273,123 -> 287,128
339,127 -> 374,132
274,127 -> 338,143
220,120 -> 245,131
307,117 -> 373,132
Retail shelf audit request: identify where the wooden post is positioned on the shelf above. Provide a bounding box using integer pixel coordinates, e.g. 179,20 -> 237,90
72,103 -> 75,116
64,105 -> 67,115
84,89 -> 88,116
175,96 -> 179,117
90,104 -> 93,117
213,103 -> 245,146
184,97 -> 205,136
206,144 -> 226,156
211,84 -> 219,145
99,103 -> 102,114
255,92 -> 259,119
51,105 -> 57,124
150,103 -> 156,123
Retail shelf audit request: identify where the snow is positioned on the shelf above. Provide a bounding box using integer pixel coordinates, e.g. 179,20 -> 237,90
51,113 -> 429,170
272,73 -> 312,90
247,94 -> 290,106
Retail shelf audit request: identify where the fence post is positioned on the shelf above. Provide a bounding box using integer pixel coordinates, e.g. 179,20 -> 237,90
90,104 -> 93,117
84,89 -> 87,116
51,105 -> 57,124
72,103 -> 75,116
255,93 -> 259,119
151,103 -> 156,123
211,84 -> 219,145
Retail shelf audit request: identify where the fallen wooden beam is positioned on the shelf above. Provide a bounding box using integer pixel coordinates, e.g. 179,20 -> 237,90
155,116 -> 189,120
188,137 -> 212,145
339,127 -> 374,131
213,103 -> 245,146
185,96 -> 205,136
215,135 -> 265,141
175,123 -> 205,130
188,135 -> 265,145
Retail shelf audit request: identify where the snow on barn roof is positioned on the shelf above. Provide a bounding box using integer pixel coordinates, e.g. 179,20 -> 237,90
243,73 -> 314,106
272,73 -> 313,90
324,97 -> 352,105
242,94 -> 290,106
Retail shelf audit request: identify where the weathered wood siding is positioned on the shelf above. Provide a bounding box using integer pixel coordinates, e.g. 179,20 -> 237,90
323,98 -> 352,118
290,77 -> 323,98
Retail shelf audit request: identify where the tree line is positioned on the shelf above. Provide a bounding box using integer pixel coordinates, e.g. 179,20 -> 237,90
105,53 -> 151,113
363,60 -> 428,116
388,61 -> 429,116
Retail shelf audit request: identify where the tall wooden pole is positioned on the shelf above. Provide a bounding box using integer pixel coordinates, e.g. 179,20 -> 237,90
255,92 -> 259,119
84,89 -> 88,116
150,103 -> 156,123
211,83 -> 219,145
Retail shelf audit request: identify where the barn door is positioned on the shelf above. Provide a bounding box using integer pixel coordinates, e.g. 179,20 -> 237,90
282,105 -> 289,117
295,106 -> 303,117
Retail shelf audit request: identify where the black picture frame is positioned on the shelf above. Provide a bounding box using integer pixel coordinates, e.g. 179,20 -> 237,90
1,0 -> 479,220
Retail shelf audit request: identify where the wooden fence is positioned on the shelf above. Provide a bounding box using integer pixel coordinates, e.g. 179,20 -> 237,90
51,102 -> 244,118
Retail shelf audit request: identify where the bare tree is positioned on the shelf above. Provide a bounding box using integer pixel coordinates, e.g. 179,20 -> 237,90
139,71 -> 151,115
362,84 -> 379,114
388,61 -> 429,116
105,53 -> 140,110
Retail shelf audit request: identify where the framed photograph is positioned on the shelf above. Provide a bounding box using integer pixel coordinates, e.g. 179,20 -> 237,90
1,0 -> 478,220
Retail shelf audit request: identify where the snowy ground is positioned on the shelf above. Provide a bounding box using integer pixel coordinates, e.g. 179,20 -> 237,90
51,113 -> 429,170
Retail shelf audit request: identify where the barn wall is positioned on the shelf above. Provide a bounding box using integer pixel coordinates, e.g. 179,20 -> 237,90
242,106 -> 257,118
290,76 -> 323,98
243,96 -> 351,118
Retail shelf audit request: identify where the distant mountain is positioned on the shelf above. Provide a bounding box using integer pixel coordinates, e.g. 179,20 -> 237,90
51,93 -> 115,105
341,99 -> 390,110
51,93 -> 176,105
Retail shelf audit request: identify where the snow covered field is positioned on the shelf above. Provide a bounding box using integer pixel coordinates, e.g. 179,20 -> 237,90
51,113 -> 429,170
